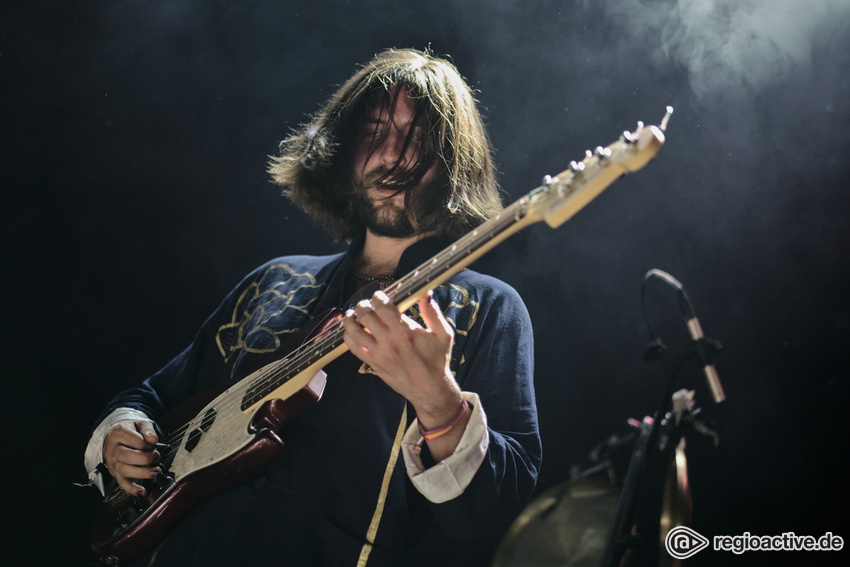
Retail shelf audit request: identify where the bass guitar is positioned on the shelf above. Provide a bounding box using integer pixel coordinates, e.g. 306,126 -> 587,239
92,110 -> 671,564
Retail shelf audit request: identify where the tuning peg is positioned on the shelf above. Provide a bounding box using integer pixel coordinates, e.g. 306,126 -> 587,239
569,160 -> 585,172
660,106 -> 674,131
594,146 -> 612,158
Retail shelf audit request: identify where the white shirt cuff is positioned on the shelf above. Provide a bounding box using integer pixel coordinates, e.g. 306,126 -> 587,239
84,408 -> 152,495
401,391 -> 488,503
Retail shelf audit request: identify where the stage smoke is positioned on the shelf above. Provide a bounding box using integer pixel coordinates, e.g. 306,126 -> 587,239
595,0 -> 850,104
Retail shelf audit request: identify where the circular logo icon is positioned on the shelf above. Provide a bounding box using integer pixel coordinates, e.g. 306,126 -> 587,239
665,526 -> 710,559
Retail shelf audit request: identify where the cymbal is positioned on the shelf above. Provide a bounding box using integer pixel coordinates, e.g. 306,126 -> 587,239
492,477 -> 620,567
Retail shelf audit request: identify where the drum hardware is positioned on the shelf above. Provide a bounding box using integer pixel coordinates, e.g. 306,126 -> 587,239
493,270 -> 724,567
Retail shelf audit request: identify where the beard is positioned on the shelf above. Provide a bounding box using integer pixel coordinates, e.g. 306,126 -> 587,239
350,161 -> 445,238
351,188 -> 417,238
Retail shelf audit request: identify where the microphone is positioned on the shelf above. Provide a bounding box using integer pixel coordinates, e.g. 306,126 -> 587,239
677,291 -> 726,403
644,269 -> 726,403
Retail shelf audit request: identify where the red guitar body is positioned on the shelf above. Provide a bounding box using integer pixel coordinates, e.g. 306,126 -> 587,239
91,310 -> 340,564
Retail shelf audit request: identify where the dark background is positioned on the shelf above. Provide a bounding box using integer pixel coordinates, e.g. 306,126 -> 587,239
3,1 -> 849,565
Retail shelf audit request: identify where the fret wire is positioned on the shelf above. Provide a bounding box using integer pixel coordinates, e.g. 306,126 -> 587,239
243,322 -> 347,407
390,207 -> 520,303
242,202 -> 528,407
161,203 -> 530,449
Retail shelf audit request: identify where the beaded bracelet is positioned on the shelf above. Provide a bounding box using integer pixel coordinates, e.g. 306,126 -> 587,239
418,398 -> 469,442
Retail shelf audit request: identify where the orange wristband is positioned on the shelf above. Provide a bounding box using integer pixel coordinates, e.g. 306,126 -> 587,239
418,398 -> 469,442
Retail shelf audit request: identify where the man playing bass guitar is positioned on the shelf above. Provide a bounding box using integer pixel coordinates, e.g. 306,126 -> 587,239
85,48 -> 542,567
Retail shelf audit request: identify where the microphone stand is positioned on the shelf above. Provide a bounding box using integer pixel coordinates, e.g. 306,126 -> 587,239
598,339 -> 678,567
598,270 -> 723,567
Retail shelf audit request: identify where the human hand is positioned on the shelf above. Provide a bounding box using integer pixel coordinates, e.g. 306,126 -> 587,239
343,290 -> 470,460
102,419 -> 161,496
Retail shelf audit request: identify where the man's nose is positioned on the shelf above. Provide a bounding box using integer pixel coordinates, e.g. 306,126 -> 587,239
377,131 -> 413,168
376,135 -> 400,166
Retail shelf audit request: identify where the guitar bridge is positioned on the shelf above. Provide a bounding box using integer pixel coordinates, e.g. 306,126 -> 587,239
103,442 -> 178,536
107,469 -> 176,535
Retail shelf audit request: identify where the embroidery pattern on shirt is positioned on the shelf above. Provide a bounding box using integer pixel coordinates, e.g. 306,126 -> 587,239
215,263 -> 326,362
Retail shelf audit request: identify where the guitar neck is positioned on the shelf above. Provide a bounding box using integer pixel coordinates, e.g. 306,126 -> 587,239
240,197 -> 536,411
241,115 -> 668,411
386,196 -> 536,312
387,116 -> 669,311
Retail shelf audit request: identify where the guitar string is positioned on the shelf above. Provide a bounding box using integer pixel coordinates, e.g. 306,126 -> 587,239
230,202 -> 529,407
154,205 -> 525,466
154,190 -> 534,465
138,137 -> 638,479
157,319 -> 349,454
208,207 -> 522,410
178,135 -> 627,431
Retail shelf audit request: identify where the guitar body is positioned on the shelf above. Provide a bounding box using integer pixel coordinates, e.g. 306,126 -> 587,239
91,311 -> 338,564
91,406 -> 284,563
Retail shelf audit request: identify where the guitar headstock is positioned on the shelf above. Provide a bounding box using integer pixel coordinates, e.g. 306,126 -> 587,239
527,107 -> 671,228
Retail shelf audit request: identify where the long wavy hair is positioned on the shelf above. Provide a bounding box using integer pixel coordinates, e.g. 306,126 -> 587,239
268,48 -> 503,241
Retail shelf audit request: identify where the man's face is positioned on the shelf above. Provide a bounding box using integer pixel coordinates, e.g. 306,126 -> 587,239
351,89 -> 435,238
